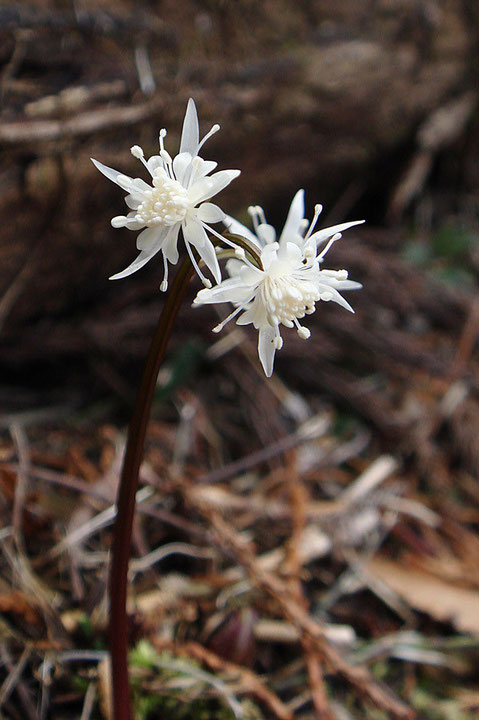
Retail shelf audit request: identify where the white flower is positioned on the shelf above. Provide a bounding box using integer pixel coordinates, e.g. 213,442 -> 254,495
91,99 -> 240,291
194,190 -> 364,376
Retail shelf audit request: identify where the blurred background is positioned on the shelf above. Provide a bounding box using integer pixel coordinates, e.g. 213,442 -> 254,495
1,2 -> 479,719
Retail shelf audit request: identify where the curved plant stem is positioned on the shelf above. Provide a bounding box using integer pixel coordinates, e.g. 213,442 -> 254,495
109,256 -> 194,720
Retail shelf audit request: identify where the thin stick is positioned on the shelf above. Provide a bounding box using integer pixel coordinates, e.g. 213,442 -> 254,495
189,502 -> 415,720
109,256 -> 194,720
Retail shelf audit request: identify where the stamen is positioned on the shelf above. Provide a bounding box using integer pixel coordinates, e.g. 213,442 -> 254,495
184,240 -> 211,288
159,129 -> 167,153
299,219 -> 309,234
303,238 -> 317,259
186,156 -> 204,187
197,124 -> 220,153
317,232 -> 342,261
130,145 -> 144,159
248,206 -> 260,234
111,215 -> 128,228
131,145 -> 154,176
160,253 -> 169,292
212,298 -> 253,332
294,318 -> 311,338
255,206 -> 267,225
273,335 -> 283,350
321,268 -> 348,280
160,149 -> 173,165
304,204 -> 323,239
159,149 -> 173,178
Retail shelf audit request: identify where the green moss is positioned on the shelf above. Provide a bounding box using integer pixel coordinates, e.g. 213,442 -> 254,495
130,641 -> 264,720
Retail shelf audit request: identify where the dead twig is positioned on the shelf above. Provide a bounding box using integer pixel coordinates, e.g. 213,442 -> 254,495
0,645 -> 39,720
168,640 -> 294,720
188,498 -> 415,720
282,458 -> 332,719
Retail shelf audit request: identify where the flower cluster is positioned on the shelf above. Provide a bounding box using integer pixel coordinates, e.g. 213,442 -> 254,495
194,191 -> 363,375
92,99 -> 239,291
93,100 -> 363,376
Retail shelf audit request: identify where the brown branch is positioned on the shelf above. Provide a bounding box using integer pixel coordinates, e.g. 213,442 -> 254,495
154,639 -> 293,720
186,495 -> 415,720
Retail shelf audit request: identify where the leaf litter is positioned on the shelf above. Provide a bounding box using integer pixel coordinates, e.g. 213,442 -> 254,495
1,231 -> 479,719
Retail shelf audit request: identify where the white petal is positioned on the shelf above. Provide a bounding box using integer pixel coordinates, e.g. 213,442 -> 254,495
147,155 -> 163,173
283,241 -> 303,264
261,243 -> 279,271
258,325 -> 276,377
91,158 -> 132,188
319,285 -> 355,312
188,169 -> 240,205
196,203 -> 226,224
236,308 -> 255,325
130,177 -> 153,194
172,152 -> 193,185
195,279 -> 254,305
337,280 -> 362,291
195,159 -> 218,177
182,217 -> 207,248
225,257 -> 247,276
109,245 -> 162,280
194,236 -> 222,284
257,223 -> 276,245
124,194 -> 140,210
162,225 -> 180,264
187,158 -> 219,188
310,220 -> 365,247
136,226 -> 166,251
223,215 -> 259,245
319,276 -> 362,291
279,189 -> 305,245
180,99 -> 199,155
183,218 -> 221,283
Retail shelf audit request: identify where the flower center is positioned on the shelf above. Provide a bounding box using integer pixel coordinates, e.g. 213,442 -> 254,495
261,271 -> 320,325
136,168 -> 190,226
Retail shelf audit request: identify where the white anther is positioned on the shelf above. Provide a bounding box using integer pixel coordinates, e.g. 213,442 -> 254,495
111,215 -> 127,228
235,247 -> 246,259
160,149 -> 172,164
197,124 -> 221,152
297,326 -> 311,339
130,145 -> 144,159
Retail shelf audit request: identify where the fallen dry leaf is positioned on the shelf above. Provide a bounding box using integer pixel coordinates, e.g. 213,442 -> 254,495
367,557 -> 479,635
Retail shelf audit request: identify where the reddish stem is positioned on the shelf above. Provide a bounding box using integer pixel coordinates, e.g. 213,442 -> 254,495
109,257 -> 194,720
